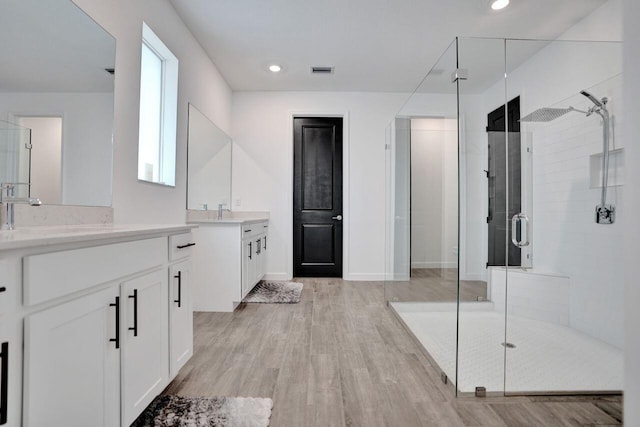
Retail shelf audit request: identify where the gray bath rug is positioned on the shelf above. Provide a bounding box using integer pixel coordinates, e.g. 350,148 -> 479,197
243,280 -> 303,304
131,395 -> 273,427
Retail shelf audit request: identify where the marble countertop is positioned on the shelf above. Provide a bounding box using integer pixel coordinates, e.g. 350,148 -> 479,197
0,223 -> 197,251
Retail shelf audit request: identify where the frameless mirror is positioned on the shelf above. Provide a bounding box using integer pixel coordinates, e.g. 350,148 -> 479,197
187,104 -> 232,211
0,0 -> 115,206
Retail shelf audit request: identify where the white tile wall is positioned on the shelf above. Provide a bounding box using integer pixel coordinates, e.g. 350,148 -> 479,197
522,75 -> 625,348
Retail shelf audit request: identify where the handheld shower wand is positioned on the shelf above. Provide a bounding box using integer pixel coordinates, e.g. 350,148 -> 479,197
580,90 -> 614,224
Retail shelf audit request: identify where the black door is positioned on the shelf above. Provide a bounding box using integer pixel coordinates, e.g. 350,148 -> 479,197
293,117 -> 343,277
487,97 -> 521,267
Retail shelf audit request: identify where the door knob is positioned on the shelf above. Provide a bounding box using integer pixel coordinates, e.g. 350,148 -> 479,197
332,215 -> 343,221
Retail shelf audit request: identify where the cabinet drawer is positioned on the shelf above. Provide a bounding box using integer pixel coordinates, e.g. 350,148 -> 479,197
23,237 -> 166,306
169,233 -> 196,261
241,222 -> 267,240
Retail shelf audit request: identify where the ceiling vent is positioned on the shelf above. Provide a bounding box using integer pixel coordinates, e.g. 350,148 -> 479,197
311,66 -> 334,74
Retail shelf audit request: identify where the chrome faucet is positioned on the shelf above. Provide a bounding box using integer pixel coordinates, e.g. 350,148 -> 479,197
1,183 -> 42,230
217,203 -> 230,220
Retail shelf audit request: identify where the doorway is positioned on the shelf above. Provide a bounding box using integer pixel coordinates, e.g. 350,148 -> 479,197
15,116 -> 63,205
486,97 -> 521,267
293,117 -> 343,277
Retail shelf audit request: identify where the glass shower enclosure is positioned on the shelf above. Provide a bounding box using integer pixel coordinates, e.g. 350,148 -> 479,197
385,37 -> 623,396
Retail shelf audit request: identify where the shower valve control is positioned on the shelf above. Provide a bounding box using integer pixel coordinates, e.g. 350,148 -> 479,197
596,204 -> 615,224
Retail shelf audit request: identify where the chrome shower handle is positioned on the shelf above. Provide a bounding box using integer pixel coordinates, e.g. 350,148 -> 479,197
511,213 -> 530,248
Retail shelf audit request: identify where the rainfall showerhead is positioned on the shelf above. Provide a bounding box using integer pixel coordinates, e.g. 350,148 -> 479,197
519,107 -> 574,123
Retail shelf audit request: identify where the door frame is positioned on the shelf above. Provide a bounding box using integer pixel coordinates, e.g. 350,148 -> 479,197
287,111 -> 350,280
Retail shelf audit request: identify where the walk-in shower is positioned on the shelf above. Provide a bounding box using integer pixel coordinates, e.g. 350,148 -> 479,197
385,37 -> 624,396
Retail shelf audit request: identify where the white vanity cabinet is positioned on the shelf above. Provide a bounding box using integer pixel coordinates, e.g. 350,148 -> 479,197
0,224 -> 196,427
168,259 -> 193,377
241,223 -> 268,299
121,270 -> 168,426
192,219 -> 268,312
23,286 -> 121,427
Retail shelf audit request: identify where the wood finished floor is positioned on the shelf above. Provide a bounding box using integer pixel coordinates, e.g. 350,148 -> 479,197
385,268 -> 487,303
164,278 -> 622,426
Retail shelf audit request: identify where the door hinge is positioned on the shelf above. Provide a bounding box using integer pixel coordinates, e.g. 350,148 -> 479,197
486,216 -> 490,223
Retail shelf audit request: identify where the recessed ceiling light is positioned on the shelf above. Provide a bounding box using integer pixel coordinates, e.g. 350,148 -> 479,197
269,64 -> 281,73
490,0 -> 509,10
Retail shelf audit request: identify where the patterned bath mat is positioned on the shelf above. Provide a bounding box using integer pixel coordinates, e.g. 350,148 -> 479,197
243,280 -> 303,304
131,395 -> 273,427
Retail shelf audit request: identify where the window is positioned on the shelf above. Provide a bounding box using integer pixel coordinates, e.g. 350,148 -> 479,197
137,22 -> 178,186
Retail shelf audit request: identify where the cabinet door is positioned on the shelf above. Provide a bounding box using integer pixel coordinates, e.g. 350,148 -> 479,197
23,286 -> 120,427
257,233 -> 267,282
169,261 -> 193,377
121,270 -> 169,426
241,239 -> 256,298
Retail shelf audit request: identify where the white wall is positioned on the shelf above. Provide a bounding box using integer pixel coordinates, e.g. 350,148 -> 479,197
410,118 -> 458,269
231,92 -> 407,280
0,92 -> 113,206
73,0 -> 233,223
624,0 -> 640,423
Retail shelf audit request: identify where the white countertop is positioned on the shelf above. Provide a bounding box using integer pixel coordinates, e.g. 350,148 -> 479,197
0,223 -> 197,251
186,210 -> 269,225
188,217 -> 269,225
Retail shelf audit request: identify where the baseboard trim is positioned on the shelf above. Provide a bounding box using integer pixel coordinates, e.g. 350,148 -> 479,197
411,262 -> 457,269
264,273 -> 292,281
343,273 -> 385,281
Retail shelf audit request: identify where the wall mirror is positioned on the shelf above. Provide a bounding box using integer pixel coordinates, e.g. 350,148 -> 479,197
0,0 -> 115,206
187,104 -> 232,211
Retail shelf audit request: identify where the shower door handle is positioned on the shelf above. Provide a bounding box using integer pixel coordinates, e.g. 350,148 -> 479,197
511,213 -> 530,247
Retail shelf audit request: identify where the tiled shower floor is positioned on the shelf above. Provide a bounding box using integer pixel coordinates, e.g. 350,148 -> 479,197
391,302 -> 624,394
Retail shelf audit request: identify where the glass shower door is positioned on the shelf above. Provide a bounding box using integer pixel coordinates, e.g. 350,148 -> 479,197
503,38 -> 624,394
455,37 -> 509,396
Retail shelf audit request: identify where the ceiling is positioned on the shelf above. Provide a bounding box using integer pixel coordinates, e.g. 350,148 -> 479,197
169,0 -> 607,93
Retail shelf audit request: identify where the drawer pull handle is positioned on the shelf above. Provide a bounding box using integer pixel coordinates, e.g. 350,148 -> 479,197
264,236 -> 267,250
249,241 -> 252,260
244,229 -> 252,233
176,242 -> 196,249
1,342 -> 8,425
109,296 -> 120,349
174,271 -> 182,308
128,289 -> 138,337
0,287 -> 5,293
